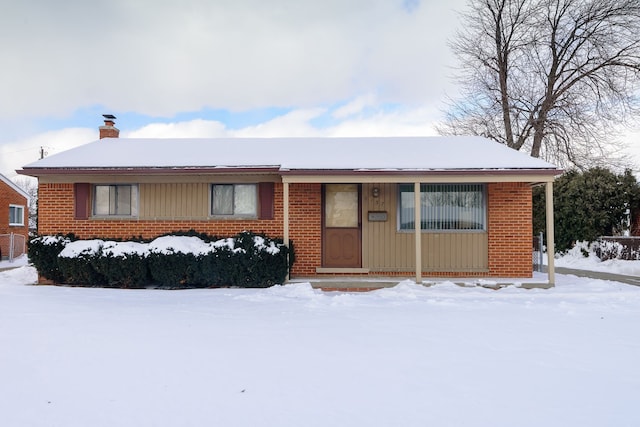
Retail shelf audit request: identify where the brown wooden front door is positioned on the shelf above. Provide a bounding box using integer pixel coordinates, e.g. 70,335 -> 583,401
322,184 -> 361,268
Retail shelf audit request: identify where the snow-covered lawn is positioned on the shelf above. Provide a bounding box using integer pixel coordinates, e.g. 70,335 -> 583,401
1,258 -> 639,427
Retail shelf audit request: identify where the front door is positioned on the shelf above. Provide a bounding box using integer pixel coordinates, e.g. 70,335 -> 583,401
322,184 -> 361,268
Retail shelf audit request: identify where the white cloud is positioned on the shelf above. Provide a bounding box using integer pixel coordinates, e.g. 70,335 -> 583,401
327,106 -> 440,137
126,119 -> 228,138
0,0 -> 465,120
332,94 -> 378,119
1,128 -> 96,178
231,108 -> 327,137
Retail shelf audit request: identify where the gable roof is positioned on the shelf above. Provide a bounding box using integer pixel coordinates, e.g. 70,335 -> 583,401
19,136 -> 559,176
0,173 -> 29,201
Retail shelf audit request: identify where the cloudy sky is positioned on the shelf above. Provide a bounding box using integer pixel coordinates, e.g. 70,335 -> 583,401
1,0 -> 638,179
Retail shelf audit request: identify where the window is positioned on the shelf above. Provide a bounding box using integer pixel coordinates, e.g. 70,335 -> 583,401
93,185 -> 138,216
399,184 -> 486,231
9,205 -> 24,226
211,184 -> 257,217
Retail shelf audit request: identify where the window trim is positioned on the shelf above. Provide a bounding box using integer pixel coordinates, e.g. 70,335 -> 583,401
210,183 -> 258,218
92,184 -> 139,218
397,183 -> 487,232
8,204 -> 25,226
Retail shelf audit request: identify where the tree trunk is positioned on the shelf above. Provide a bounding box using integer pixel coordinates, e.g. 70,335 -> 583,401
530,124 -> 544,158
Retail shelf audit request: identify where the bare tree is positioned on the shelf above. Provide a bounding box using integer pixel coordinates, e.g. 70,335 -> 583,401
440,0 -> 640,168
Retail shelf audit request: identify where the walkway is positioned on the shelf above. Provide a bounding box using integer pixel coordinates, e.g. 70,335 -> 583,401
550,267 -> 640,287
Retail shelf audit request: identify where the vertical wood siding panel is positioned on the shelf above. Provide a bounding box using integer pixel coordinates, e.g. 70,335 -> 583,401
139,183 -> 209,220
173,183 -> 179,217
421,233 -> 487,272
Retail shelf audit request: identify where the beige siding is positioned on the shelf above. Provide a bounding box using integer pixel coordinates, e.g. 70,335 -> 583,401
423,233 -> 488,272
139,183 -> 209,219
362,183 -> 488,272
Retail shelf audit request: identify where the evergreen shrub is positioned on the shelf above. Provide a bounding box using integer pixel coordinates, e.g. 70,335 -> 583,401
533,168 -> 640,252
28,235 -> 74,282
147,251 -> 199,288
93,252 -> 150,288
57,240 -> 107,286
28,231 -> 293,288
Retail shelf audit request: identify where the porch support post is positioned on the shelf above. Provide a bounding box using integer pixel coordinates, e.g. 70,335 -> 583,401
545,181 -> 555,286
414,181 -> 422,284
283,181 -> 290,281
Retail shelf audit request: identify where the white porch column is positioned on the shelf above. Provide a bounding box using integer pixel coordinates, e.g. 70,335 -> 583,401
545,181 -> 555,286
414,181 -> 422,283
283,181 -> 290,280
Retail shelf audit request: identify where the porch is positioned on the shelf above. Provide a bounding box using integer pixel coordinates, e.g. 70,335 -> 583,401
281,174 -> 557,286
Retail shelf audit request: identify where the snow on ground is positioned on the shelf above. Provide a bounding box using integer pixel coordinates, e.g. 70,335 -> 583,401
1,255 -> 639,427
553,242 -> 640,276
0,254 -> 29,269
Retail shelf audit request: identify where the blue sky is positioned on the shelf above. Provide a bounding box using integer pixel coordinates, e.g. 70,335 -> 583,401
33,106 -> 295,134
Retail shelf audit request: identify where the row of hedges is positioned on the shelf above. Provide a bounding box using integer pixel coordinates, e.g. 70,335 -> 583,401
29,231 -> 293,288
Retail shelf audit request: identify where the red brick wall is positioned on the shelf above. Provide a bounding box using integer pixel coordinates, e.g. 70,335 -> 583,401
37,181 -> 533,278
288,183 -> 322,276
0,181 -> 29,257
38,182 -> 284,239
487,182 -> 532,277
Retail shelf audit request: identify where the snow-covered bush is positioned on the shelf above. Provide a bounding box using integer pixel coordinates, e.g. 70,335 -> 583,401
94,241 -> 151,287
593,238 -> 640,261
29,231 -> 292,288
57,239 -> 108,286
146,231 -> 289,288
226,231 -> 288,287
28,235 -> 74,282
562,239 -> 640,261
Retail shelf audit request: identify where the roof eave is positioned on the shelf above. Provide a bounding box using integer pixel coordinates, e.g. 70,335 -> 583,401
17,166 -> 283,177
18,166 -> 563,178
279,168 -> 563,176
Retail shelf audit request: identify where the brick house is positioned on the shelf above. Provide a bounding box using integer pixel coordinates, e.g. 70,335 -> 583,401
18,119 -> 561,284
0,173 -> 29,260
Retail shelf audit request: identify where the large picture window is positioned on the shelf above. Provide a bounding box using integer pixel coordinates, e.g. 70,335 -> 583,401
211,184 -> 257,217
93,184 -> 138,216
9,205 -> 25,226
399,184 -> 486,231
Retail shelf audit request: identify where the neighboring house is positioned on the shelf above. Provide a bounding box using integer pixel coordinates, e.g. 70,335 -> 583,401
18,119 -> 561,284
0,173 -> 29,260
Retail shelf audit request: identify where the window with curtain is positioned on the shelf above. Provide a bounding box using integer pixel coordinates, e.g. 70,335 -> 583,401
93,184 -> 138,216
399,183 -> 486,231
211,184 -> 257,217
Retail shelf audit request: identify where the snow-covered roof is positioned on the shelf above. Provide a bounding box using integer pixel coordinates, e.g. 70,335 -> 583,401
20,136 -> 558,173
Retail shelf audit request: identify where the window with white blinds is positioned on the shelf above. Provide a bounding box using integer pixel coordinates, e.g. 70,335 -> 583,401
399,184 -> 486,231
